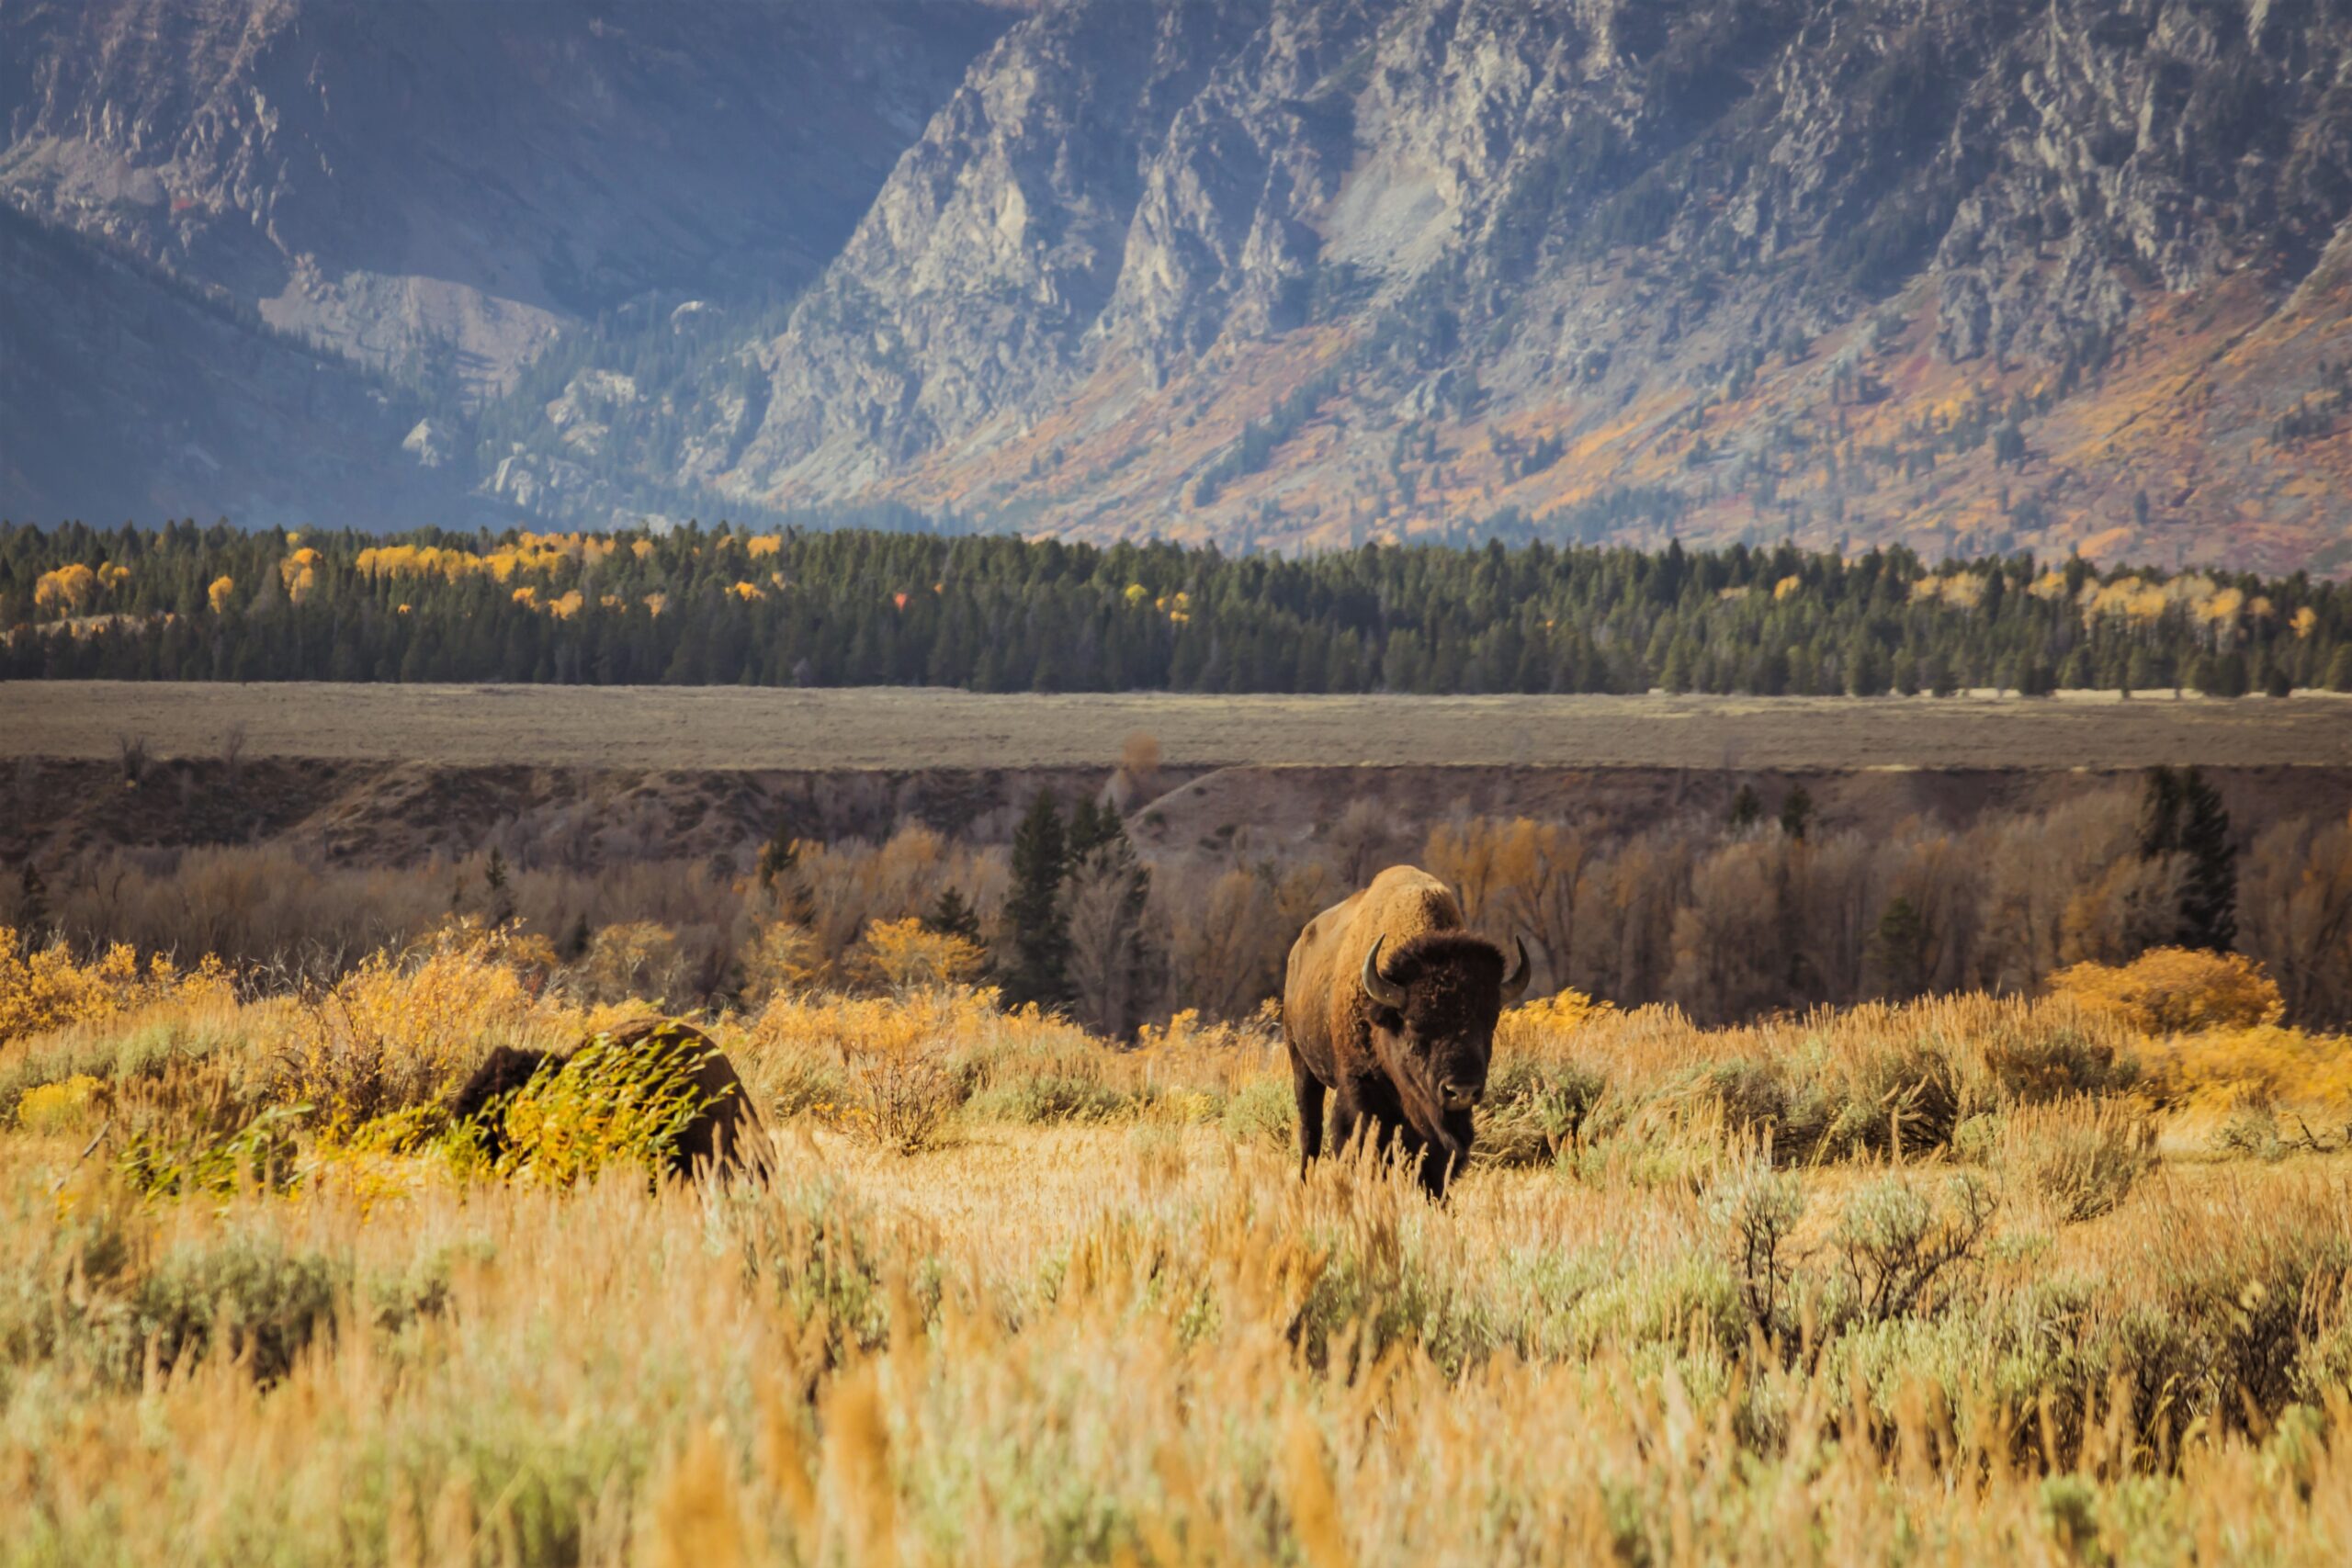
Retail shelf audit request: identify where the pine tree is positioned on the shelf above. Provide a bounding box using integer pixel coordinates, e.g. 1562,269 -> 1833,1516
924,886 -> 983,945
1662,638 -> 1693,694
1729,783 -> 1762,829
2138,765 -> 2185,860
1002,789 -> 1072,1011
1779,784 -> 1815,842
2139,766 -> 2238,952
1065,796 -> 1122,861
2328,645 -> 2352,694
2176,767 -> 2238,952
1925,648 -> 1959,697
1891,647 -> 1920,696
1844,628 -> 1886,696
1865,897 -> 1933,998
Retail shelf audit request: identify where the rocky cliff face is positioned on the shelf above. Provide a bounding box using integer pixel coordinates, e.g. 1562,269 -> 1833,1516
686,0 -> 2352,570
10,0 -> 2352,570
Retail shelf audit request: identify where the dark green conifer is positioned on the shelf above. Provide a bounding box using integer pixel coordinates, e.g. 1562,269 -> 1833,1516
1779,784 -> 1815,842
1002,790 -> 1072,1011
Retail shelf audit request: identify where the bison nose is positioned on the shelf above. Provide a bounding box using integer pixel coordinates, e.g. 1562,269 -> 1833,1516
1442,1080 -> 1485,1110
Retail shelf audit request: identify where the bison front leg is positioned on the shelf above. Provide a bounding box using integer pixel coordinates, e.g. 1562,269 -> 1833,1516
1329,1089 -> 1368,1164
1414,1109 -> 1477,1199
1290,1052 -> 1328,1175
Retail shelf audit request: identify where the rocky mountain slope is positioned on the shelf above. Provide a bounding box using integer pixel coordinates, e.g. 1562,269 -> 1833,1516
9,0 -> 2352,571
695,0 -> 2352,571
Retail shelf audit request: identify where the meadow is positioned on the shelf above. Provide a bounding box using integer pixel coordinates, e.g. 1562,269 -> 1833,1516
6,924 -> 2352,1565
5,682 -> 2350,770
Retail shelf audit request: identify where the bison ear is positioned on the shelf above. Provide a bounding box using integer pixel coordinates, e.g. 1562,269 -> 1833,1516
1360,936 -> 1408,1011
1500,935 -> 1532,1002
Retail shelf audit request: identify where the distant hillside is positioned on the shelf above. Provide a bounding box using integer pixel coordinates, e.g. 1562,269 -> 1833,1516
8,0 -> 2352,573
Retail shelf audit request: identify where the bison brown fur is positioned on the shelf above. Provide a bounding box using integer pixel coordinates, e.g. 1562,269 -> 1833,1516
447,1044 -> 558,1166
446,1020 -> 768,1180
1282,865 -> 1528,1197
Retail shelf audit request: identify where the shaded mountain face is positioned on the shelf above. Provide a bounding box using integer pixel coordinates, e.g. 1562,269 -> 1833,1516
0,203 -> 489,532
9,0 -> 2352,571
0,0 -> 1005,397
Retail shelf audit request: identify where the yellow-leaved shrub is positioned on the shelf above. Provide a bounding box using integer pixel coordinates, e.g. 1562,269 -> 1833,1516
1498,987 -> 1615,1059
2140,1024 -> 2352,1120
2048,947 -> 2284,1035
857,917 -> 985,993
0,931 -> 235,1046
17,1073 -> 104,1134
272,920 -> 567,1131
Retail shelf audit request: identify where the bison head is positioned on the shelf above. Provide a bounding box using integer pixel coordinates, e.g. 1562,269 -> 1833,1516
1359,931 -> 1531,1146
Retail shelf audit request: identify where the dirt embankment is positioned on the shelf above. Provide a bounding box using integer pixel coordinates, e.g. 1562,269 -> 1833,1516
0,758 -> 1188,870
7,755 -> 2347,874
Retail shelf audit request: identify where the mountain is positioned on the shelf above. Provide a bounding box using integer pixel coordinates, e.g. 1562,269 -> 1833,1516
0,0 -> 1006,396
697,0 -> 2352,572
0,0 -> 1007,528
9,0 -> 2352,572
0,201 -> 491,531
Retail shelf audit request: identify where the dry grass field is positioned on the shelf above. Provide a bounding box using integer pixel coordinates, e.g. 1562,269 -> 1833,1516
5,682 -> 2350,770
6,928 -> 2352,1564
6,680 -> 2352,1564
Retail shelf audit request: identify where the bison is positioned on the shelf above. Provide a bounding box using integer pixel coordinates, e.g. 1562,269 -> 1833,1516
447,1017 -> 769,1181
1282,865 -> 1528,1196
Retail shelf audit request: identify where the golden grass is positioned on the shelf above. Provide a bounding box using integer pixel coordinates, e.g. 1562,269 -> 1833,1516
6,937 -> 2352,1564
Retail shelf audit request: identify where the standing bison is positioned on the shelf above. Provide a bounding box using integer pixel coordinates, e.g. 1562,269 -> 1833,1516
1283,865 -> 1529,1196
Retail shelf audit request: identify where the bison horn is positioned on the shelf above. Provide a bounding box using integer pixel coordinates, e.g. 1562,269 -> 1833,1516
1500,935 -> 1532,1002
1360,937 -> 1408,1010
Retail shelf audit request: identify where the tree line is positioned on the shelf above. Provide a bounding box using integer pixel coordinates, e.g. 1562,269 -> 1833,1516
6,518 -> 2351,694
14,759 -> 2350,1032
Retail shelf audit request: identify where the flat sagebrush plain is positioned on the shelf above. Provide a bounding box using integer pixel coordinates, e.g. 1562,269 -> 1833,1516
7,931 -> 2352,1565
5,682 -> 2350,768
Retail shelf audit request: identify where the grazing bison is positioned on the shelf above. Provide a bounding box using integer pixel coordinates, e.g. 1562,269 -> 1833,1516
1283,865 -> 1529,1196
447,1018 -> 768,1180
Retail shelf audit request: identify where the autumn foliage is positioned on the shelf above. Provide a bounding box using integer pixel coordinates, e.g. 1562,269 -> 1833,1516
0,930 -> 233,1044
2050,947 -> 2286,1035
